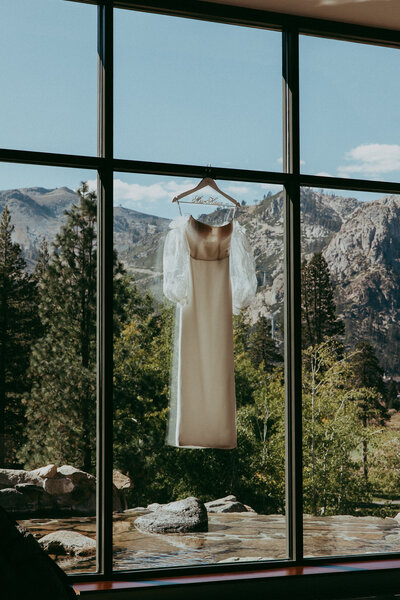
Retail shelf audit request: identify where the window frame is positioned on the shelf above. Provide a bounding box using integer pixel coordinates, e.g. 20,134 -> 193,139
1,0 -> 400,585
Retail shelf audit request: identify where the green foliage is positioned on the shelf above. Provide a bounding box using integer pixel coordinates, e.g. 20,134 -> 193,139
0,205 -> 40,466
247,315 -> 283,373
301,252 -> 344,348
18,183 -> 126,473
302,341 -> 368,514
113,304 -> 173,504
368,428 -> 400,498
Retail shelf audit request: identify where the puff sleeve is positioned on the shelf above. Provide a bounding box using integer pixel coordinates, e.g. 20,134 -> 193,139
163,216 -> 191,306
229,221 -> 257,315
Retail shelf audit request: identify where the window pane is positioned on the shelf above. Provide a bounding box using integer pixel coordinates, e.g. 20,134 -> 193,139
115,11 -> 282,170
0,164 -> 98,574
301,186 -> 400,557
0,0 -> 97,155
112,174 -> 287,570
300,36 -> 400,182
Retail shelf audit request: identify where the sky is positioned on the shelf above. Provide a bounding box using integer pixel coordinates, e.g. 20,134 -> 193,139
0,0 -> 399,218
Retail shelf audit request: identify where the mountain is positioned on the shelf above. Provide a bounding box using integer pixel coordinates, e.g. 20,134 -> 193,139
241,189 -> 400,374
0,187 -> 170,277
1,185 -> 400,373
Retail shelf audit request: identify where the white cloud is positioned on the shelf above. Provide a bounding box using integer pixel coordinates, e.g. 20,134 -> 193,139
86,178 -> 283,209
86,178 -> 199,209
315,172 -> 333,177
338,144 -> 400,178
224,185 -> 251,196
260,183 -> 282,194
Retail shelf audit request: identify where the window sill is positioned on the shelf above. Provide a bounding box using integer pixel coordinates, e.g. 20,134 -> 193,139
73,558 -> 400,599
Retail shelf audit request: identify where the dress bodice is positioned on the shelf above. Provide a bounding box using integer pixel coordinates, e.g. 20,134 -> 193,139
186,215 -> 233,261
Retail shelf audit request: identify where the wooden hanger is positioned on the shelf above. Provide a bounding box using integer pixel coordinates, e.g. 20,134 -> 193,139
172,177 -> 241,207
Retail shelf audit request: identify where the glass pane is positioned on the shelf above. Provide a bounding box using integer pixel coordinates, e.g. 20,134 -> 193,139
0,164 -> 98,573
115,10 -> 282,170
301,186 -> 400,557
300,36 -> 400,181
0,0 -> 97,155
112,174 -> 287,569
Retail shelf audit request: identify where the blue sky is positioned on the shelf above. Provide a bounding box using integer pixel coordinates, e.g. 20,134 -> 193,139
0,1 -> 399,218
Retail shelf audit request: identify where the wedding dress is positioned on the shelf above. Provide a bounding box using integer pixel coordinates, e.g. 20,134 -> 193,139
163,214 -> 257,449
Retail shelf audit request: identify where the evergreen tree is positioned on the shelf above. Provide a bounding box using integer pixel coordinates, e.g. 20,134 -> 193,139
18,183 -> 125,473
0,205 -> 39,466
301,252 -> 344,348
385,379 -> 400,411
349,340 -> 388,484
248,315 -> 283,372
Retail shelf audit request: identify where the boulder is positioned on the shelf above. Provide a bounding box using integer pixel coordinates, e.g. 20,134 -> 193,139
0,484 -> 56,515
0,488 -> 28,512
113,470 -> 133,511
15,484 -> 55,513
394,512 -> 400,524
0,468 -> 43,490
205,495 -> 255,513
44,478 -> 75,496
30,464 -> 57,479
44,466 -> 96,515
113,469 -> 133,491
0,464 -> 121,516
39,530 -> 96,557
135,497 -> 208,534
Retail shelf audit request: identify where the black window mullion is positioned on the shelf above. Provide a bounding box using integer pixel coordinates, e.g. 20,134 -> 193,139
283,28 -> 303,563
97,1 -> 114,578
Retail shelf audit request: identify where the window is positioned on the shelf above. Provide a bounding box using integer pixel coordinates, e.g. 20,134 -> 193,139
1,0 -> 400,588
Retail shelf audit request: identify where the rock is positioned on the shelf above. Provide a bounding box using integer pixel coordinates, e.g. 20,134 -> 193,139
394,512 -> 400,524
30,464 -> 57,479
1,464 -> 121,517
57,464 -> 94,482
15,484 -> 55,512
123,507 -> 149,515
43,466 -> 96,515
113,470 -> 132,511
0,488 -> 28,512
0,468 -> 43,490
205,495 -> 255,513
135,497 -> 208,533
147,502 -> 161,510
44,478 -> 75,496
113,469 -> 133,490
39,530 -> 96,557
0,484 -> 56,515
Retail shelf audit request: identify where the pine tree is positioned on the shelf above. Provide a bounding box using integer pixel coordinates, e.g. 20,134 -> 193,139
301,252 -> 344,348
350,340 -> 388,484
18,183 -> 126,473
0,205 -> 39,466
248,315 -> 283,372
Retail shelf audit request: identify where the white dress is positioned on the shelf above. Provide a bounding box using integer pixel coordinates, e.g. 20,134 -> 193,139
163,215 -> 257,449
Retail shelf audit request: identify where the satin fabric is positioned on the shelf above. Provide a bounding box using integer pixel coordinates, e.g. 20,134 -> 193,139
172,216 -> 237,449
